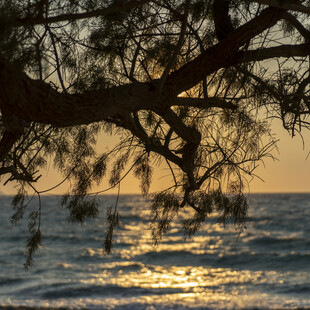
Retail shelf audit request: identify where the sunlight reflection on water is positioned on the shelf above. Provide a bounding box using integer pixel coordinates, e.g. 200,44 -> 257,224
1,194 -> 310,309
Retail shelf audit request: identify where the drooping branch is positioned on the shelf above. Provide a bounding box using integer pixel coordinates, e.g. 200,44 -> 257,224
237,67 -> 282,102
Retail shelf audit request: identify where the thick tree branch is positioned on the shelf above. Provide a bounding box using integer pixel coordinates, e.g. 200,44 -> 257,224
283,12 -> 310,40
233,43 -> 310,64
0,130 -> 22,162
1,43 -> 308,129
0,114 -> 25,162
0,57 -> 156,127
120,115 -> 183,167
1,8 -> 308,132
164,6 -> 286,95
213,0 -> 234,41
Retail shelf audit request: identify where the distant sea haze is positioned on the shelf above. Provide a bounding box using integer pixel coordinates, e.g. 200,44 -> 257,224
0,194 -> 310,309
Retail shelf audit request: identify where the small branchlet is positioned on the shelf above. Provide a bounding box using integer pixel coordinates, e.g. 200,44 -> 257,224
109,153 -> 130,186
182,191 -> 214,238
24,229 -> 41,270
61,195 -> 99,224
216,191 -> 248,230
133,152 -> 153,196
103,205 -> 120,254
150,191 -> 180,245
151,189 -> 248,243
92,154 -> 108,185
24,210 -> 42,270
11,189 -> 28,225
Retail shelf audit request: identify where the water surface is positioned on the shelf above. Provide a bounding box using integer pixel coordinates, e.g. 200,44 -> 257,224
0,194 -> 309,309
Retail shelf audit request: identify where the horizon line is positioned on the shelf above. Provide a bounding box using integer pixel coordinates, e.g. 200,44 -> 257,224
2,191 -> 310,196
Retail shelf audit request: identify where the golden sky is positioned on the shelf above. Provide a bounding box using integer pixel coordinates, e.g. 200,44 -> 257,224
1,116 -> 310,196
249,119 -> 310,193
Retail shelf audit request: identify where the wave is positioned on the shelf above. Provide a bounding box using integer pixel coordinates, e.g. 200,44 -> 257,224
211,252 -> 310,271
278,284 -> 310,295
246,236 -> 310,247
40,284 -> 184,299
1,194 -> 310,309
0,277 -> 26,287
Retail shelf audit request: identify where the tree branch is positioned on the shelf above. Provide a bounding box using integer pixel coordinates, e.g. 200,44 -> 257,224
8,0 -> 152,28
172,97 -> 238,110
0,114 -> 25,162
233,43 -> 310,64
1,8 -> 308,133
245,0 -> 310,15
159,0 -> 190,91
237,67 -> 282,101
283,12 -> 310,41
0,57 -> 155,127
120,115 -> 183,167
164,6 -> 286,95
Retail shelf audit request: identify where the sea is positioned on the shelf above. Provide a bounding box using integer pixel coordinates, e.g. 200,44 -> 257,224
0,193 -> 309,310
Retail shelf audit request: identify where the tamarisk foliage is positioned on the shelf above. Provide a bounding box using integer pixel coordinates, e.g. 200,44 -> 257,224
0,0 -> 309,267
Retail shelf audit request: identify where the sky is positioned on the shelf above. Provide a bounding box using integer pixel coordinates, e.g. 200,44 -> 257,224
249,119 -> 310,193
1,116 -> 310,196
2,10 -> 308,196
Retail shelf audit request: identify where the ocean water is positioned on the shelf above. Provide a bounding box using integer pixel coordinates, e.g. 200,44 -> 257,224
0,193 -> 309,310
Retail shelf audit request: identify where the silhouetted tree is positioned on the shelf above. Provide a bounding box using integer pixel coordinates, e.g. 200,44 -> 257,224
0,0 -> 309,268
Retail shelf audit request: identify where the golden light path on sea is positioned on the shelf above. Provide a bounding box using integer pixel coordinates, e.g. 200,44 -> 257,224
75,259 -> 297,309
73,221 -> 303,310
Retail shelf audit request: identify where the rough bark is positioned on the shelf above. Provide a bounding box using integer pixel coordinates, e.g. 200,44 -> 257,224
0,58 -> 155,126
